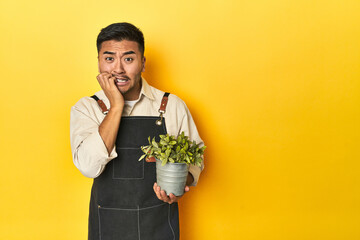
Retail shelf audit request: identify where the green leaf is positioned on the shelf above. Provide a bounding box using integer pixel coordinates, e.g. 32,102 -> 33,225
165,148 -> 171,157
152,141 -> 158,148
184,142 -> 188,150
138,154 -> 146,161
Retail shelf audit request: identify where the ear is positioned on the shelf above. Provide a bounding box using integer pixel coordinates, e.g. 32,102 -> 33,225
141,56 -> 146,72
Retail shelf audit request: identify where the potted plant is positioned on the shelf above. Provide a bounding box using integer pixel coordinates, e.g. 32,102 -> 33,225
139,131 -> 206,196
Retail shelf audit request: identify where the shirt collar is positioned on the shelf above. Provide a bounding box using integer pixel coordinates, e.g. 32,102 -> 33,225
140,77 -> 155,100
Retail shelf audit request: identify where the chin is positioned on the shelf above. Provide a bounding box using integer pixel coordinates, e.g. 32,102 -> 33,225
117,87 -> 128,95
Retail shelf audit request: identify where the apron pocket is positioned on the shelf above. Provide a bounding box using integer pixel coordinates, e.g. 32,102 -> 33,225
98,205 -> 139,240
139,203 -> 176,240
113,148 -> 144,179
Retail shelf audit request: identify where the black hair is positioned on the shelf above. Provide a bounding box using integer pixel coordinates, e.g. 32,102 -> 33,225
96,22 -> 145,55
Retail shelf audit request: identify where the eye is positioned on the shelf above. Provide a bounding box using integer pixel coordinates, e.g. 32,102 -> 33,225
124,57 -> 133,62
105,57 -> 114,61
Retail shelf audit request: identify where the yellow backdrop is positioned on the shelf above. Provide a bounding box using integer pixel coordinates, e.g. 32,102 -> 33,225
1,0 -> 359,239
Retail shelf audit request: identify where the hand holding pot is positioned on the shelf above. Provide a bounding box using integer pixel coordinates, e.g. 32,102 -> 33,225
153,183 -> 190,204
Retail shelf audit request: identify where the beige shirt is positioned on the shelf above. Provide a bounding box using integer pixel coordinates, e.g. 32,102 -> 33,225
70,78 -> 204,186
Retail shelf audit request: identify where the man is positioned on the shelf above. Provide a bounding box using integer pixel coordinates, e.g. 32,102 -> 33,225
70,22 -> 204,240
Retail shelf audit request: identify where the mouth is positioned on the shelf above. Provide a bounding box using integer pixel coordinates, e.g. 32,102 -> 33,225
116,78 -> 129,83
114,76 -> 130,86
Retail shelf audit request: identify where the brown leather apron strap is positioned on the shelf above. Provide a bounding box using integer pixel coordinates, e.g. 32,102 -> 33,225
159,92 -> 170,112
156,92 -> 170,126
91,95 -> 109,115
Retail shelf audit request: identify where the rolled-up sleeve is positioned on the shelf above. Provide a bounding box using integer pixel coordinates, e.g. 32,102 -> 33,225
70,102 -> 117,178
177,99 -> 205,187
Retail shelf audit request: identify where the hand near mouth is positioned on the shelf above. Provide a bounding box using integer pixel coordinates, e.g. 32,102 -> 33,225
97,72 -> 124,111
97,72 -> 124,156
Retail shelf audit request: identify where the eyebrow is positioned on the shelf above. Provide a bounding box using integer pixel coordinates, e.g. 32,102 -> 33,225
103,51 -> 115,55
102,51 -> 136,56
123,51 -> 136,55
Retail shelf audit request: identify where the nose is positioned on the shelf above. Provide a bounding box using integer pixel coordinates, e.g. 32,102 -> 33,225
112,59 -> 125,74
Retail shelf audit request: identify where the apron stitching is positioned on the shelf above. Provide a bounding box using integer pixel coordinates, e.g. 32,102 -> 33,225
137,205 -> 141,240
168,204 -> 175,240
98,205 -> 102,240
139,202 -> 167,210
97,203 -> 167,211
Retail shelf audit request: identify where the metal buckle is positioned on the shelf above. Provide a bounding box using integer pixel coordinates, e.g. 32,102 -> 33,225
156,109 -> 165,125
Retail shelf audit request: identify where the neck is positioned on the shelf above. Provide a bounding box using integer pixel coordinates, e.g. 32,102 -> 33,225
123,80 -> 142,100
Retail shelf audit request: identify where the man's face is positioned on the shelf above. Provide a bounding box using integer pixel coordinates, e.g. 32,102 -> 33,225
98,40 -> 145,100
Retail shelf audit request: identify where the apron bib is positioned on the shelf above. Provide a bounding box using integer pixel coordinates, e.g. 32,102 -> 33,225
88,95 -> 179,240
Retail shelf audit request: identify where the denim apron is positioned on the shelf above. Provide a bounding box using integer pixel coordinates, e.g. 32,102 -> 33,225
88,94 -> 179,240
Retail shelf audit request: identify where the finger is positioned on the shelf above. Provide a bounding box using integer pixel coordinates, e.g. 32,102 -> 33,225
160,190 -> 170,203
184,186 -> 190,192
97,72 -> 111,82
110,76 -> 118,86
98,72 -> 112,80
96,75 -> 103,86
153,183 -> 162,200
104,75 -> 114,88
97,73 -> 110,88
153,183 -> 160,196
98,72 -> 111,78
153,183 -> 157,195
169,193 -> 179,203
98,74 -> 116,91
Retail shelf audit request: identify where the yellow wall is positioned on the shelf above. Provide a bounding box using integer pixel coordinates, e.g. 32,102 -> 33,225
1,0 -> 359,239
